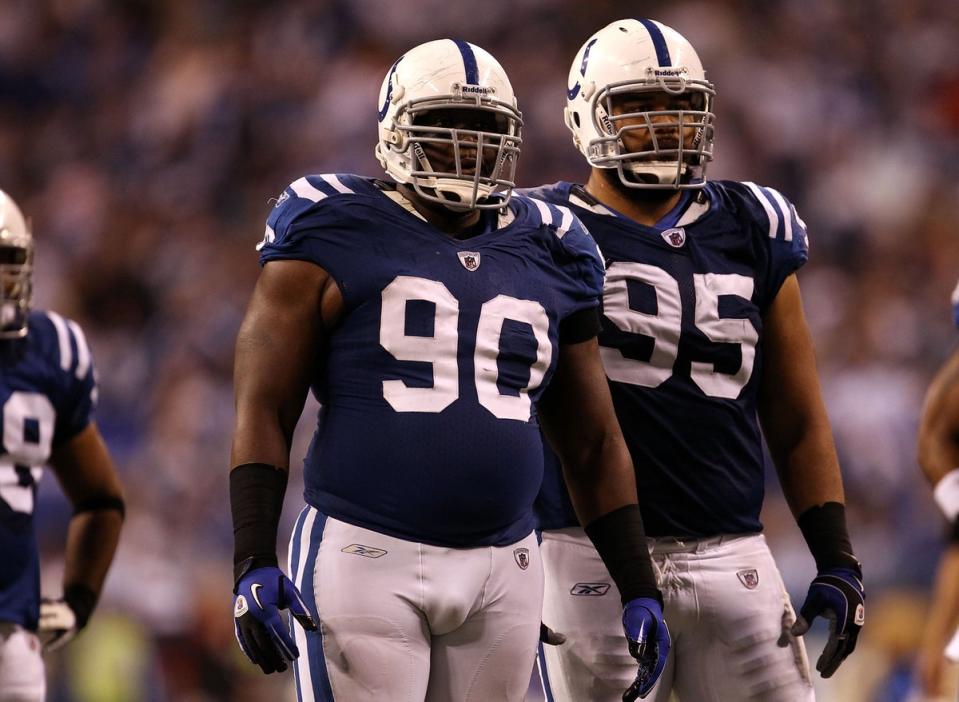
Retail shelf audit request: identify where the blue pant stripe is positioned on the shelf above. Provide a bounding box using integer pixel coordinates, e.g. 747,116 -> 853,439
298,509 -> 333,700
289,507 -> 310,702
538,642 -> 556,702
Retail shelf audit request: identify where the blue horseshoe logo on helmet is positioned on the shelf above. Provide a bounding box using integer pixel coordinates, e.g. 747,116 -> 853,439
567,38 -> 598,100
378,57 -> 403,121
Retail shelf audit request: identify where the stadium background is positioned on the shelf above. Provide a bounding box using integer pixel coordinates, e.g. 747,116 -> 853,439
1,0 -> 958,699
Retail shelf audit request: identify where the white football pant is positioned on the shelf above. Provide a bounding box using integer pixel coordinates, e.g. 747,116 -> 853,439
533,529 -> 814,702
0,623 -> 44,702
288,507 -> 544,701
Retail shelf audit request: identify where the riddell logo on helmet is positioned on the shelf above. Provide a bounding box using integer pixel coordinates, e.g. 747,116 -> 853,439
652,67 -> 685,76
455,83 -> 496,96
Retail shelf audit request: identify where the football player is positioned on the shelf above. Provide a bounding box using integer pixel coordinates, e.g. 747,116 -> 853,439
914,279 -> 959,698
0,189 -> 124,700
229,39 -> 669,701
524,20 -> 864,701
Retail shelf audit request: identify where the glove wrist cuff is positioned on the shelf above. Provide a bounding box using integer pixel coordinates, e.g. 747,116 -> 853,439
797,502 -> 861,575
233,556 -> 280,590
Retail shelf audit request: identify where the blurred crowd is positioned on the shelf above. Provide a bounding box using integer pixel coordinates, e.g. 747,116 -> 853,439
1,0 -> 958,699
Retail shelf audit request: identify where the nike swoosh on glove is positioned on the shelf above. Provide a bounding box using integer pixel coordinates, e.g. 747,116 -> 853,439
233,566 -> 317,674
790,566 -> 865,678
622,597 -> 671,701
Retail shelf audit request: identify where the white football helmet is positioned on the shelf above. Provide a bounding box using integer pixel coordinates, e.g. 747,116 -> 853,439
565,19 -> 715,189
374,39 -> 523,210
0,188 -> 32,339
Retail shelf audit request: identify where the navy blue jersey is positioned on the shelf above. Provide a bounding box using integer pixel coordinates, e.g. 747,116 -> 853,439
0,311 -> 97,628
258,174 -> 604,548
525,180 -> 809,537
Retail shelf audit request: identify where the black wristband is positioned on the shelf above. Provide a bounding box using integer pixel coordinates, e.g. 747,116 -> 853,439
797,502 -> 861,574
74,495 -> 125,520
230,463 -> 288,587
950,517 -> 959,544
64,583 -> 97,630
584,504 -> 661,605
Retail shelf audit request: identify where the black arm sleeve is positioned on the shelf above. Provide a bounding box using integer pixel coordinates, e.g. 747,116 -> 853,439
584,504 -> 661,605
230,463 -> 288,587
797,502 -> 861,574
560,306 -> 602,345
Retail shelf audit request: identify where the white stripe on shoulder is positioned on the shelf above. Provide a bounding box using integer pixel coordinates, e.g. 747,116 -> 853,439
380,190 -> 426,221
569,192 -> 615,216
289,177 -> 329,203
676,198 -> 711,227
763,187 -> 793,242
255,224 -> 275,252
45,311 -> 72,371
66,320 -> 91,379
555,206 -> 574,238
529,198 -> 554,226
319,174 -> 355,194
742,182 -> 778,239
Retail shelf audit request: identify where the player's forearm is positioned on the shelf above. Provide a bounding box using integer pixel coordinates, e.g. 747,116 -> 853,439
917,399 -> 959,489
62,510 -> 122,606
231,339 -> 309,467
918,431 -> 959,487
563,440 -> 661,605
561,435 -> 638,525
773,428 -> 845,516
917,351 -> 959,485
922,546 -> 959,646
231,407 -> 295,469
772,428 -> 862,573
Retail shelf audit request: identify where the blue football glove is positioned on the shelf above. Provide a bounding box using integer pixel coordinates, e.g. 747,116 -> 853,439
790,566 -> 865,678
622,597 -> 671,701
233,566 -> 317,674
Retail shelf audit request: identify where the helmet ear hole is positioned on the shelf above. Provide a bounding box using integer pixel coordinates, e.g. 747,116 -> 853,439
572,111 -> 581,128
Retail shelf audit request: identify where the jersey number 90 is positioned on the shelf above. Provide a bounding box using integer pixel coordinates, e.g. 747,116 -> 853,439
379,276 -> 552,421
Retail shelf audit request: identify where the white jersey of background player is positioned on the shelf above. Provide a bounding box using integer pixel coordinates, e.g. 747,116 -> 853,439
525,19 -> 865,702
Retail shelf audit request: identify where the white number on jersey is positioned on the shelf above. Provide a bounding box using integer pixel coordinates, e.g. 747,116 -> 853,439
0,392 -> 55,514
379,276 -> 552,420
601,264 -> 758,399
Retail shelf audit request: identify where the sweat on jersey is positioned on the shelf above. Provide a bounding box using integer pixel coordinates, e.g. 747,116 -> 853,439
0,311 -> 97,629
258,174 -> 605,548
523,180 -> 809,538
